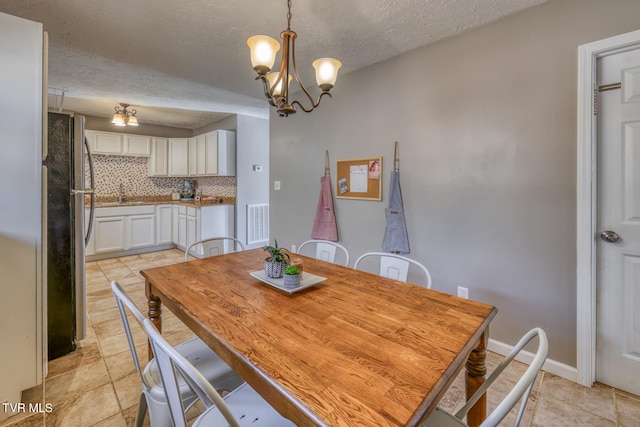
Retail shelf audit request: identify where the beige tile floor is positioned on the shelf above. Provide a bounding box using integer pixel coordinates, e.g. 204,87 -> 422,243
2,249 -> 639,426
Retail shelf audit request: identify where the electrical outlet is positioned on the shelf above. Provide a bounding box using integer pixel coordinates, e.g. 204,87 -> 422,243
291,244 -> 297,253
274,180 -> 281,190
457,286 -> 469,299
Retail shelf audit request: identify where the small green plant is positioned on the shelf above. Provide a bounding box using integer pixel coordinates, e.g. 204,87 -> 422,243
284,265 -> 300,275
262,240 -> 290,264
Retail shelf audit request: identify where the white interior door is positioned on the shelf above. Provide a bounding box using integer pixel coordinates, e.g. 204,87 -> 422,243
596,47 -> 640,396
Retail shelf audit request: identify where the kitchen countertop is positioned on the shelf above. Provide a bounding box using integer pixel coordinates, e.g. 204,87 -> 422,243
86,195 -> 235,208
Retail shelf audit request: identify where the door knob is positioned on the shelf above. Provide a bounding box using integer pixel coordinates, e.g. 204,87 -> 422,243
600,230 -> 620,243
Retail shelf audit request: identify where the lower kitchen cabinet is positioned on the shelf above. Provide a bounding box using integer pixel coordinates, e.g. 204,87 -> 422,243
89,205 -> 162,258
176,205 -> 200,251
156,204 -> 173,245
126,214 -> 156,249
87,203 -> 235,260
172,205 -> 179,245
94,215 -> 126,253
175,204 -> 234,253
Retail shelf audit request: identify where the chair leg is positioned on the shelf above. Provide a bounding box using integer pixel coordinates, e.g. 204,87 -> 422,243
134,393 -> 147,427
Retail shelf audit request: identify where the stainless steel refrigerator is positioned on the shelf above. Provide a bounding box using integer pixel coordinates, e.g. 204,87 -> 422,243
44,112 -> 95,360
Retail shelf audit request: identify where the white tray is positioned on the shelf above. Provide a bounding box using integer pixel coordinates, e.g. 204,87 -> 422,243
250,270 -> 326,294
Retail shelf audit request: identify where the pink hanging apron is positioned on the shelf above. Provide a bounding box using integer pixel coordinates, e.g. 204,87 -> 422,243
311,175 -> 338,241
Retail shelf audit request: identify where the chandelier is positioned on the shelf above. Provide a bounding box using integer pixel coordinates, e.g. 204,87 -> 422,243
247,0 -> 342,117
111,103 -> 139,126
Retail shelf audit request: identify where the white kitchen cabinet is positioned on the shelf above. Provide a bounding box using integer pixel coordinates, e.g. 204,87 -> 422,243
176,206 -> 200,251
180,204 -> 235,256
156,204 -> 172,245
91,205 -> 159,256
148,138 -> 169,176
86,130 -> 152,156
188,137 -> 197,176
204,130 -> 235,176
177,207 -> 187,249
171,205 -> 179,245
204,131 -> 219,175
124,135 -> 151,156
86,130 -> 122,155
168,138 -> 189,176
94,216 -> 126,253
187,212 -> 198,250
188,134 -> 207,176
126,214 -> 156,249
145,130 -> 235,177
175,205 -> 236,252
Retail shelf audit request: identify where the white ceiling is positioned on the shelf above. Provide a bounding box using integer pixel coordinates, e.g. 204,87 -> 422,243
0,0 -> 546,129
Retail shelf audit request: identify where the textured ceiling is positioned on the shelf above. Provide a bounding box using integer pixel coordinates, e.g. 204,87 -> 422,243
0,0 -> 546,129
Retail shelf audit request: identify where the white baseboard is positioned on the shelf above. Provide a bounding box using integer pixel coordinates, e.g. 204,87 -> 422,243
488,338 -> 578,383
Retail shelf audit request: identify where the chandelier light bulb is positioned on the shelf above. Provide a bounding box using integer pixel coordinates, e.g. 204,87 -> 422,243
313,58 -> 342,92
266,72 -> 292,96
247,35 -> 280,75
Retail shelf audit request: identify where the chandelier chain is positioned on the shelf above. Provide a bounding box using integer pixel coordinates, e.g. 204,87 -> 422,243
287,0 -> 292,30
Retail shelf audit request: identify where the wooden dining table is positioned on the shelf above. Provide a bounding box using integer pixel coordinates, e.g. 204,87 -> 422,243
141,248 -> 497,427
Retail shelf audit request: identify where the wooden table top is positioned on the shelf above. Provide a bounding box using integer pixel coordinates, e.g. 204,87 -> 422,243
141,249 -> 497,427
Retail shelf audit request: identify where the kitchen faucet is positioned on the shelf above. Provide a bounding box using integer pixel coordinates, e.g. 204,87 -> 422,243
119,183 -> 126,202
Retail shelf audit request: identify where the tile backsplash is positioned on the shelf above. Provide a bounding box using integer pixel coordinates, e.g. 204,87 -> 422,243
86,155 -> 236,198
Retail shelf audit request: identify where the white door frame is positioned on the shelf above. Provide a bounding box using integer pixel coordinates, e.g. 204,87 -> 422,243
576,28 -> 640,387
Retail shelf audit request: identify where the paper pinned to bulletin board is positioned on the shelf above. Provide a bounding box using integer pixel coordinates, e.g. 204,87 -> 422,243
335,157 -> 382,200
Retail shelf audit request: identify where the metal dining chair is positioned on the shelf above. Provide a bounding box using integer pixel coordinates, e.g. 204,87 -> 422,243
297,239 -> 350,266
353,252 -> 432,288
421,328 -> 548,427
184,236 -> 245,261
143,318 -> 296,427
110,281 -> 243,427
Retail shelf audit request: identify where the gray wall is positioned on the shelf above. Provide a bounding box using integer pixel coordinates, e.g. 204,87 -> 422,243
269,0 -> 640,366
194,114 -> 237,134
236,114 -> 270,248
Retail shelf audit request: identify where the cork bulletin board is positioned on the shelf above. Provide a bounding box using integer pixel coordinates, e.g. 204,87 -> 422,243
335,157 -> 382,200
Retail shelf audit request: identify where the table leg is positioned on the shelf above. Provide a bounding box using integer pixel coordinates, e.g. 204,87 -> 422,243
145,280 -> 162,362
465,331 -> 488,427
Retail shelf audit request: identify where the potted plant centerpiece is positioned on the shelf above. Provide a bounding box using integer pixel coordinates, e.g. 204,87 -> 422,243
262,240 -> 290,278
283,265 -> 301,288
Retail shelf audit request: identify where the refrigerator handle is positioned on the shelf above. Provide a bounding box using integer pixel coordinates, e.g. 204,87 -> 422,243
84,136 -> 95,247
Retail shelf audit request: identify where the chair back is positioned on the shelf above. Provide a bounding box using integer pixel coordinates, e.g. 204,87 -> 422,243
353,252 -> 432,288
142,318 -> 239,427
110,281 -> 150,388
298,239 -> 350,266
185,237 -> 245,261
456,328 -> 548,427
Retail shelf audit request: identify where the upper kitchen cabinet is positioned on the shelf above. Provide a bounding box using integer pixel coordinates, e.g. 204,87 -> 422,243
85,130 -> 151,156
188,135 -> 206,176
148,138 -> 168,176
208,129 -> 236,176
148,129 -> 235,177
187,130 -> 236,176
124,135 -> 152,156
167,138 -> 190,176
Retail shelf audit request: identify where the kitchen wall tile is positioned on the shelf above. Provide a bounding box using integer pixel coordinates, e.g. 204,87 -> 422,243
87,155 -> 235,198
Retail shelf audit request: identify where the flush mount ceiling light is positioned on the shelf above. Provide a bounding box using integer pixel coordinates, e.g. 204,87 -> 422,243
247,0 -> 342,117
111,103 -> 139,127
